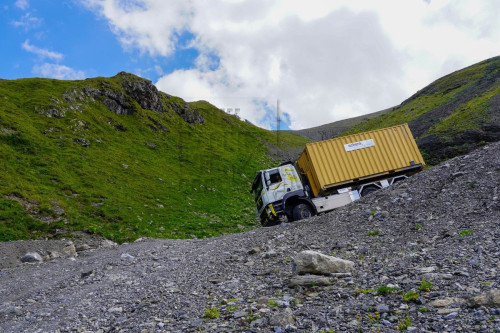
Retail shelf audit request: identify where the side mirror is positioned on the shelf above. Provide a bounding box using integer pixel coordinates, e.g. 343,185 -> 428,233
264,172 -> 271,188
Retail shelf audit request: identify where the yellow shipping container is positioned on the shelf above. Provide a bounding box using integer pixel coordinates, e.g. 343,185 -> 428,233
296,123 -> 425,197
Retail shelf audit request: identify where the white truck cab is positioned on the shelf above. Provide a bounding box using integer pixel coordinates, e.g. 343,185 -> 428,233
252,124 -> 425,226
251,162 -> 359,226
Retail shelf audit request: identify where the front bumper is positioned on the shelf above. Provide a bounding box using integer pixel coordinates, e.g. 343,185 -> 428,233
260,202 -> 284,221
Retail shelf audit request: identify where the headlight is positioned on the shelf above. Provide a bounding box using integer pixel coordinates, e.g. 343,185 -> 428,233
266,204 -> 276,217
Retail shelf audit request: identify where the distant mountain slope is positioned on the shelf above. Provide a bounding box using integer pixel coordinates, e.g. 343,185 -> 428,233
291,107 -> 391,141
0,72 -> 309,242
339,56 -> 500,163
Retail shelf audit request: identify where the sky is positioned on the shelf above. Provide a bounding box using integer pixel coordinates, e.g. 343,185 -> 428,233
1,0 -> 499,130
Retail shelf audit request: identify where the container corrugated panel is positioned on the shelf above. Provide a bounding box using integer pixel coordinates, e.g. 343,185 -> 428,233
296,123 -> 425,197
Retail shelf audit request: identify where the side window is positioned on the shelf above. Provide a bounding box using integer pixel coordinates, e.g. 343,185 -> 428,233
269,169 -> 282,184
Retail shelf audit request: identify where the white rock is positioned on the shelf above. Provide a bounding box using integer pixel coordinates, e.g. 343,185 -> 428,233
62,244 -> 77,257
469,289 -> 500,307
294,250 -> 354,275
428,297 -> 465,308
437,308 -> 461,315
101,239 -> 118,248
121,253 -> 135,260
108,307 -> 123,313
269,307 -> 294,327
21,252 -> 43,263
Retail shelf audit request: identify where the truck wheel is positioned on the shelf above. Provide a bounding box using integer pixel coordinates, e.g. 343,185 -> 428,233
361,186 -> 378,197
292,204 -> 313,221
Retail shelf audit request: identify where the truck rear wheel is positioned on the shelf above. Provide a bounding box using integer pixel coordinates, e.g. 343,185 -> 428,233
292,204 -> 313,221
361,186 -> 378,197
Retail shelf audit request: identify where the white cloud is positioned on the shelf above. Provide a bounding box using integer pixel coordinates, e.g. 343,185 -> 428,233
15,0 -> 29,10
32,63 -> 86,80
12,12 -> 42,30
22,40 -> 64,61
81,0 -> 500,129
80,0 -> 192,56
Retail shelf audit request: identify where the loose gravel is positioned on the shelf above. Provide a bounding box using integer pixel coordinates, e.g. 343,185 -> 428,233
1,142 -> 499,332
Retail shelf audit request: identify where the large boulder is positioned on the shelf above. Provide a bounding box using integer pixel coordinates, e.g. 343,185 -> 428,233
293,250 -> 354,275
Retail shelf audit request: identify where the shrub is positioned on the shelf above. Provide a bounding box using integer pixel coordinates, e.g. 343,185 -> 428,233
204,307 -> 220,319
402,291 -> 419,302
418,278 -> 433,292
396,315 -> 412,330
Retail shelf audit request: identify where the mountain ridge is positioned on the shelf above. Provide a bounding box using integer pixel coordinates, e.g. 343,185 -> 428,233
294,56 -> 500,164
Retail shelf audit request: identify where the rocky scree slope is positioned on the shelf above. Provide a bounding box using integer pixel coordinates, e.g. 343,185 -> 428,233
0,142 -> 499,332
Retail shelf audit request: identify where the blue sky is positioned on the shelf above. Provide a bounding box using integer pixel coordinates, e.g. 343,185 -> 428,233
1,0 -> 499,130
1,1 -> 198,82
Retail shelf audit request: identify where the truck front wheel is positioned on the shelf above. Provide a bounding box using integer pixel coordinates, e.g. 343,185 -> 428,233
292,204 -> 313,221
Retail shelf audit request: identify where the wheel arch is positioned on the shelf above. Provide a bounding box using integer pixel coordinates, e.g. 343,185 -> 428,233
282,191 -> 317,216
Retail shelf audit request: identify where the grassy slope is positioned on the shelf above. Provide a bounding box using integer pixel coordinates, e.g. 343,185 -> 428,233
338,56 -> 500,162
0,75 -> 308,242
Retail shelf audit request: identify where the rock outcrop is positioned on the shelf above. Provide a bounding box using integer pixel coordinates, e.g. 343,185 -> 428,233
62,72 -> 205,124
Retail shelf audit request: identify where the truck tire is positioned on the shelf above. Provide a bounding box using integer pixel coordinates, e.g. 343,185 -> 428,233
292,204 -> 313,221
361,186 -> 378,197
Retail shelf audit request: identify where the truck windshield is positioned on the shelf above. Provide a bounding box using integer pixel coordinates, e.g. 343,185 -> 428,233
253,179 -> 263,202
251,172 -> 264,202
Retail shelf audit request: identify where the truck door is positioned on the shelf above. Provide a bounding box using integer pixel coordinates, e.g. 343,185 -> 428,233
267,168 -> 286,202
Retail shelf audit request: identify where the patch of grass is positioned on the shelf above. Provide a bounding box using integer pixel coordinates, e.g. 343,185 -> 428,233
368,229 -> 380,236
226,305 -> 239,312
402,291 -> 419,302
376,285 -> 400,295
428,84 -> 500,138
244,313 -> 260,323
459,229 -> 473,237
355,288 -> 376,294
203,306 -> 220,319
418,278 -> 433,292
268,299 -> 279,307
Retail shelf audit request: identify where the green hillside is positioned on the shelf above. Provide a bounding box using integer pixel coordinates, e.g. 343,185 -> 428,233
0,72 -> 309,242
291,107 -> 391,141
338,56 -> 500,163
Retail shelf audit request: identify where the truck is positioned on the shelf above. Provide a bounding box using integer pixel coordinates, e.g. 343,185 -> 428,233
251,123 -> 425,226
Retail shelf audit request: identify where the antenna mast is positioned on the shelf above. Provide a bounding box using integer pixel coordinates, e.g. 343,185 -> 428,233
277,99 -> 280,146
